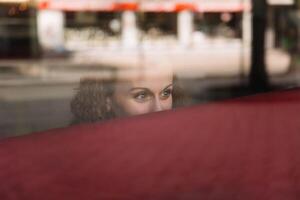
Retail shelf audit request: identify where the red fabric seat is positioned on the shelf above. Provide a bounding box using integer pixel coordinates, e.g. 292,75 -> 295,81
1,88 -> 300,200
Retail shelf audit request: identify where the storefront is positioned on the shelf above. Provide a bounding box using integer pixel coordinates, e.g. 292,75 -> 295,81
0,0 -> 39,58
36,0 -> 252,50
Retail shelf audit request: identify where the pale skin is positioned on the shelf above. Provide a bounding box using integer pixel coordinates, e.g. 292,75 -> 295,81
112,70 -> 173,116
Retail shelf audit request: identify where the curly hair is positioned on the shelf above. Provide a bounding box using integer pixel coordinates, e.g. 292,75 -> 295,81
70,76 -> 189,124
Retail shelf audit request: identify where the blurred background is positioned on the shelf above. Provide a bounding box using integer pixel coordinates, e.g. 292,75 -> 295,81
0,0 -> 299,138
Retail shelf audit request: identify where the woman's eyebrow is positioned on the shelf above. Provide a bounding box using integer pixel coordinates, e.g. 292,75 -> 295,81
129,88 -> 151,93
162,84 -> 174,91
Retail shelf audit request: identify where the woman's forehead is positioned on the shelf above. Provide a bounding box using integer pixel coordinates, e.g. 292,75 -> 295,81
116,66 -> 173,82
115,76 -> 173,92
114,67 -> 173,91
130,75 -> 173,89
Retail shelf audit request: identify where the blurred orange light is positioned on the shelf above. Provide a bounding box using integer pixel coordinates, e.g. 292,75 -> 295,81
113,2 -> 138,11
19,3 -> 27,11
38,1 -> 49,9
175,3 -> 196,12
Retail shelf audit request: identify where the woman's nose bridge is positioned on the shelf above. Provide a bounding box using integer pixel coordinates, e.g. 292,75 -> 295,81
153,95 -> 163,111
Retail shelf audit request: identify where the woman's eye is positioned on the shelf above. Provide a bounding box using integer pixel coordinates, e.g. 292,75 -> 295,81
161,89 -> 172,99
133,92 -> 150,102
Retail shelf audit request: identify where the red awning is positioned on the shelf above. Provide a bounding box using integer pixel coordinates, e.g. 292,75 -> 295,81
38,0 -> 251,12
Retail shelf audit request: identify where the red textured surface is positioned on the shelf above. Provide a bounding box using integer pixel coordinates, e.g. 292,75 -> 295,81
1,88 -> 300,200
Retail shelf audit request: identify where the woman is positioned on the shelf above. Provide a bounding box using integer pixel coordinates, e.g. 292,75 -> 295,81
70,67 -> 188,124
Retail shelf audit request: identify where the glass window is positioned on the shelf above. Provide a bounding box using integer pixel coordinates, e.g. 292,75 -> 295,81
0,0 -> 299,138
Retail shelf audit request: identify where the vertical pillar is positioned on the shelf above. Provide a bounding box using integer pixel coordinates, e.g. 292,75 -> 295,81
242,0 -> 252,47
121,11 -> 138,48
37,10 -> 65,52
242,0 -> 252,74
177,10 -> 193,47
249,0 -> 269,91
29,7 -> 40,58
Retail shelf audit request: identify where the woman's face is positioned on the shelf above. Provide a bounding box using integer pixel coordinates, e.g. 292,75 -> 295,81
113,70 -> 173,116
